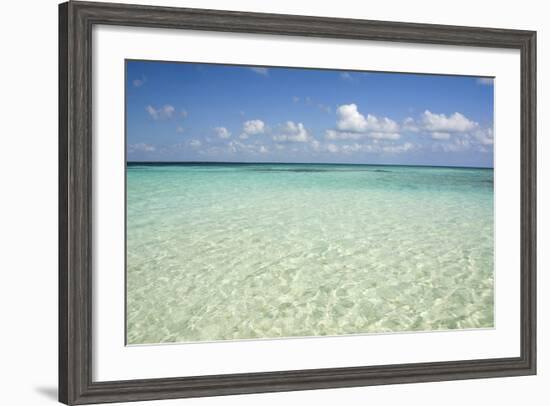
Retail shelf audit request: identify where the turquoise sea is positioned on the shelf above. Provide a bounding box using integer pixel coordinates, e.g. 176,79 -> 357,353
126,163 -> 494,345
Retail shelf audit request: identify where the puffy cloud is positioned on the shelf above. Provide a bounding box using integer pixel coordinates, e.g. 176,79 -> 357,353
421,110 -> 477,132
335,104 -> 366,132
145,104 -> 176,120
326,104 -> 400,140
402,117 -> 419,132
273,121 -> 311,143
325,104 -> 402,142
473,128 -> 494,145
402,111 -> 493,151
240,119 -> 265,139
189,139 -> 201,148
249,67 -> 269,76
336,104 -> 400,134
243,120 -> 265,134
303,102 -> 490,157
403,111 -> 479,136
214,126 -> 231,139
369,132 -> 400,140
430,131 -> 451,140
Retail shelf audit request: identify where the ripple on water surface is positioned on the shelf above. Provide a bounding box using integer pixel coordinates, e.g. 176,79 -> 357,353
126,164 -> 494,344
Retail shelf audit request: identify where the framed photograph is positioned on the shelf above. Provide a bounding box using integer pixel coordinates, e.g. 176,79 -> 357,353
59,1 -> 536,404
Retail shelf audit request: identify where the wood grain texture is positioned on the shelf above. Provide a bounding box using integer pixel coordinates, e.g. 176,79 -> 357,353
58,3 -> 69,404
58,1 -> 537,404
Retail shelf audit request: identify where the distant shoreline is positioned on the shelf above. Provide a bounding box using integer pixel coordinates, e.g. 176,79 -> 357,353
127,161 -> 494,170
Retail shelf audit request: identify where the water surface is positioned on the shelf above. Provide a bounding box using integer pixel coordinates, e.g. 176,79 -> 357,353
126,163 -> 494,345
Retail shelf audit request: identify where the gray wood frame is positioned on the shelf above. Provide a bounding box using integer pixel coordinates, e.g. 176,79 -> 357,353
59,1 -> 537,404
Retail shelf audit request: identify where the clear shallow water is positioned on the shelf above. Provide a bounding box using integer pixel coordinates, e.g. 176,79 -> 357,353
126,163 -> 494,345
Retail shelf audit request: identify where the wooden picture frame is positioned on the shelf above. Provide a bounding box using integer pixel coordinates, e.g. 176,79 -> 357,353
59,1 -> 536,404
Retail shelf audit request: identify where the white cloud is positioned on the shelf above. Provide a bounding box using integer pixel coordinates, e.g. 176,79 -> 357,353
180,109 -> 188,118
324,106 -> 490,155
214,126 -> 231,139
259,145 -> 269,154
473,128 -> 494,145
476,77 -> 494,85
369,132 -> 401,140
335,104 -> 366,132
249,67 -> 269,76
145,104 -> 176,120
189,139 -> 201,148
404,112 -> 479,136
240,119 -> 265,139
421,110 -> 477,132
128,143 -> 155,152
430,131 -> 451,140
402,111 -> 493,151
402,117 -> 419,132
273,121 -> 311,143
336,104 -> 400,134
326,104 -> 401,140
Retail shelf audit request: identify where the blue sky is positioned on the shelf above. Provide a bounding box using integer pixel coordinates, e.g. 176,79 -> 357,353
126,60 -> 494,167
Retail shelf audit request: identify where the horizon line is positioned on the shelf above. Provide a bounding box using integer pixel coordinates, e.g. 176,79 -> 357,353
126,161 -> 494,170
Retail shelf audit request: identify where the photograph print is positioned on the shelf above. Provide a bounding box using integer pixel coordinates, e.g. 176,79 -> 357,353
126,61 -> 494,345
